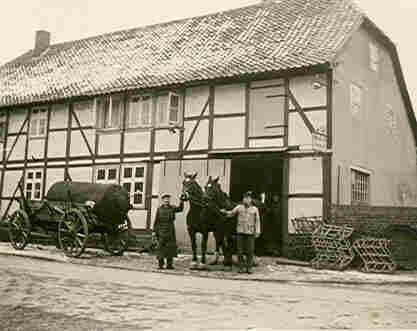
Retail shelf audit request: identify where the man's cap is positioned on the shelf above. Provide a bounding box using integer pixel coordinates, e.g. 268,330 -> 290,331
243,191 -> 253,198
161,193 -> 171,199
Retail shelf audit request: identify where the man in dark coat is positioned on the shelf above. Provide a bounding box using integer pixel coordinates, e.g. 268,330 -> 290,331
153,193 -> 185,270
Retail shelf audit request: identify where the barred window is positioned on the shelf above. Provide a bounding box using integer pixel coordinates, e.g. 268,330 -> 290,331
351,169 -> 370,204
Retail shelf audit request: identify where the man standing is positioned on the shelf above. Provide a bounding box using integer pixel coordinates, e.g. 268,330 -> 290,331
221,191 -> 261,274
153,193 -> 185,270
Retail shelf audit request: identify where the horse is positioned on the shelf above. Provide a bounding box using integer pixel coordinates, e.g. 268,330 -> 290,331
182,172 -> 236,267
203,176 -> 237,267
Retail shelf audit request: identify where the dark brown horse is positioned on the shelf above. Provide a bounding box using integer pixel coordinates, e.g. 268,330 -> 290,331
182,173 -> 236,267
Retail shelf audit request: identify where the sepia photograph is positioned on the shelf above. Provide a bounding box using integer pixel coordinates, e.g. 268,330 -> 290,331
0,0 -> 416,330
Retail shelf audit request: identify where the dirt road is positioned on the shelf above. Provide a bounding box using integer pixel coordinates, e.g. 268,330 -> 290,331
0,255 -> 416,330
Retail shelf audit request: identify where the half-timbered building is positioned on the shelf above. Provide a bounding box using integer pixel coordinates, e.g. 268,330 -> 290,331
0,0 -> 416,254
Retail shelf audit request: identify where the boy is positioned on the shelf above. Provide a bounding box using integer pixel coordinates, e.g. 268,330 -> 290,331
153,193 -> 185,270
221,191 -> 261,274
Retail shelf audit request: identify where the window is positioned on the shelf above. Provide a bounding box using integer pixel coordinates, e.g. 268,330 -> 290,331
96,95 -> 122,129
351,169 -> 370,205
0,112 -> 6,143
155,92 -> 181,126
127,95 -> 152,128
350,83 -> 362,116
95,166 -> 119,184
30,108 -> 47,138
369,42 -> 379,72
121,164 -> 146,208
25,170 -> 43,200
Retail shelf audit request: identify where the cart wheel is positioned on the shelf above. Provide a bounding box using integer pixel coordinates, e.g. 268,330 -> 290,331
58,208 -> 89,258
102,216 -> 132,256
8,209 -> 31,250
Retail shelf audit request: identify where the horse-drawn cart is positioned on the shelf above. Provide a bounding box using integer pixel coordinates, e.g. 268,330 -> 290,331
7,180 -> 132,258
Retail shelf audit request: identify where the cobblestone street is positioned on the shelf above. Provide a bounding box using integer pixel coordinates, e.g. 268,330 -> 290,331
1,254 -> 417,330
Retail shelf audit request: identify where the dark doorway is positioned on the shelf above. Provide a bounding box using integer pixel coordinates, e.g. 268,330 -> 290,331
230,155 -> 283,256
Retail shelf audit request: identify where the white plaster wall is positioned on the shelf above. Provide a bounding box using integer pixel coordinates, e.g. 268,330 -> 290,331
154,130 -> 179,152
50,104 -> 68,129
213,117 -> 245,149
45,168 -> 65,193
98,133 -> 121,155
124,131 -> 151,154
289,75 -> 327,108
28,138 -> 44,160
214,84 -> 245,114
47,132 -> 67,158
7,135 -> 26,161
289,157 -> 323,194
9,108 -> 28,134
73,100 -> 95,126
288,110 -> 327,147
183,119 -> 209,150
68,167 -> 93,182
70,129 -> 95,157
185,86 -> 210,118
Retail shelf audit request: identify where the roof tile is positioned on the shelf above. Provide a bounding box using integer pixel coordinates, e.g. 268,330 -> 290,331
0,0 -> 364,107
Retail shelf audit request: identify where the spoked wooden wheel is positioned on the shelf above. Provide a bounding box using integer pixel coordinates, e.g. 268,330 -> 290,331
8,209 -> 31,250
102,216 -> 132,256
58,208 -> 89,258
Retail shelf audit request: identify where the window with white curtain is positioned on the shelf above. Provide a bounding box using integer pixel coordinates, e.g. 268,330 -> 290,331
30,108 -> 47,138
96,95 -> 122,129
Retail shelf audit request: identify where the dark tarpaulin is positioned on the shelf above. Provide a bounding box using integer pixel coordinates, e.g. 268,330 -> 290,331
46,181 -> 130,225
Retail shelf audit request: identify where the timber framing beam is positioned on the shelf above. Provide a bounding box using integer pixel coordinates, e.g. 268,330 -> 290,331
183,96 -> 210,151
288,89 -> 316,134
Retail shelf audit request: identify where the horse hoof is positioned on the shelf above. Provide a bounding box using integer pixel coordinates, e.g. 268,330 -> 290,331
190,261 -> 199,270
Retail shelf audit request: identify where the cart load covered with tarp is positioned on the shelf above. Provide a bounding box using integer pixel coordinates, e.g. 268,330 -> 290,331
7,180 -> 132,258
46,181 -> 131,225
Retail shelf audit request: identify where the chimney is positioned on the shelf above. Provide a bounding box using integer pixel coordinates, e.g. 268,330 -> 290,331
33,30 -> 50,56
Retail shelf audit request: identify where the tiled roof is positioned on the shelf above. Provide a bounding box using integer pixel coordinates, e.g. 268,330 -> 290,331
0,0 -> 364,107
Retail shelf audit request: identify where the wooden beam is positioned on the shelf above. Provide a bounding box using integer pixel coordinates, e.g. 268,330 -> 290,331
183,96 -> 210,151
0,110 -> 10,205
208,86 -> 215,151
42,105 -> 52,198
288,89 -> 316,134
6,115 -> 29,162
244,82 -> 250,148
65,103 -> 73,180
284,78 -> 289,147
70,106 -> 94,157
326,69 -> 333,149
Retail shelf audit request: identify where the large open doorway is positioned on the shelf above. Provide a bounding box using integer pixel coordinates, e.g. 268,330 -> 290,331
230,154 -> 284,256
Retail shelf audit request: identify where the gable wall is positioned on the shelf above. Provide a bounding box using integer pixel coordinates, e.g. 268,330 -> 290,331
332,26 -> 417,207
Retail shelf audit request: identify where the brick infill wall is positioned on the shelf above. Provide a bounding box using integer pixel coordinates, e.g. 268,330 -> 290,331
330,205 -> 417,237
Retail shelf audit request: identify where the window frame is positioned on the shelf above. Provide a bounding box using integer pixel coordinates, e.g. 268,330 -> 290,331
95,95 -> 123,130
29,107 -> 48,139
25,169 -> 43,201
126,95 -> 153,129
121,163 -> 147,209
94,165 -> 119,184
369,42 -> 379,72
350,167 -> 371,205
155,92 -> 182,127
